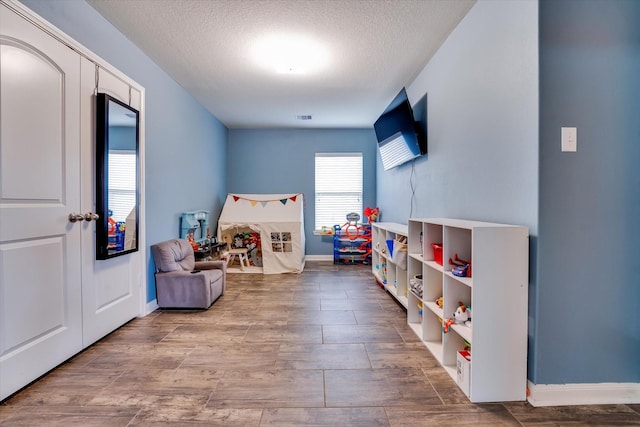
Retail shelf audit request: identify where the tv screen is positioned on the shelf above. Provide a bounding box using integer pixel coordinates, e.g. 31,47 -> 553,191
374,88 -> 426,170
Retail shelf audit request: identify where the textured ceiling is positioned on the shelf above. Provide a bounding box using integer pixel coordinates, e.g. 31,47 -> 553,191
87,0 -> 475,128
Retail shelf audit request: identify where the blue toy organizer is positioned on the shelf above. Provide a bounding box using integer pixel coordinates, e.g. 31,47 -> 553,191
333,223 -> 372,265
180,210 -> 210,244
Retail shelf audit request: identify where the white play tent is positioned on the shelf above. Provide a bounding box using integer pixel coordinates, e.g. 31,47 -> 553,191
217,193 -> 305,274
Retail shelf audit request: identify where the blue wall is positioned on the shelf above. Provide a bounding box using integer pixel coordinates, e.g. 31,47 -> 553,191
377,0 -> 541,377
22,0 -> 228,303
538,0 -> 640,383
228,128 -> 377,256
378,0 -> 538,231
377,0 -> 640,386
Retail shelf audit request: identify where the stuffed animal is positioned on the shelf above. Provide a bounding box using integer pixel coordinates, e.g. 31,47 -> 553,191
453,301 -> 471,324
435,296 -> 443,308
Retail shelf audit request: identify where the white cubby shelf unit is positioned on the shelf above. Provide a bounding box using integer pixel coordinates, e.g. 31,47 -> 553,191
407,218 -> 529,402
371,222 -> 409,308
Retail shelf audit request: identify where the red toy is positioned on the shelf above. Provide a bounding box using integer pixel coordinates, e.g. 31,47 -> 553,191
363,206 -> 379,223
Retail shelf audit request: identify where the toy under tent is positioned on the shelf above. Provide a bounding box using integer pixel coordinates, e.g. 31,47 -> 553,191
217,193 -> 305,274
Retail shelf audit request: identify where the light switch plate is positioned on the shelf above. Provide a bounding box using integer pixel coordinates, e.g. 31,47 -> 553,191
561,127 -> 577,152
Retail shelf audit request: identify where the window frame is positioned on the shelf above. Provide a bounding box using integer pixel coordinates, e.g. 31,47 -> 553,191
314,152 -> 363,232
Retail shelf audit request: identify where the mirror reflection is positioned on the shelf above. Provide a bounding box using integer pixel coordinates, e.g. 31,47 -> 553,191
96,93 -> 139,260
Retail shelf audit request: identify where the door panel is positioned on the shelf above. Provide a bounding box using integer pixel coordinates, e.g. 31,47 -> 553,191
0,44 -> 63,201
79,58 -> 140,346
1,238 -> 67,350
0,5 -> 82,400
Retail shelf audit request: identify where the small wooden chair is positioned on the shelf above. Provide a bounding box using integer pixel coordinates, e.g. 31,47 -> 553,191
227,248 -> 250,270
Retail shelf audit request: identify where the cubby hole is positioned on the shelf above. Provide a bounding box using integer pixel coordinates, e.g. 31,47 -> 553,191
408,220 -> 423,259
442,327 -> 467,367
423,308 -> 443,343
443,275 -> 472,321
422,223 -> 443,263
423,264 -> 443,318
443,226 -> 471,274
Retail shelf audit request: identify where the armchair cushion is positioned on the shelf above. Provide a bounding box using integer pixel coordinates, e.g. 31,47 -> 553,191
151,239 -> 226,309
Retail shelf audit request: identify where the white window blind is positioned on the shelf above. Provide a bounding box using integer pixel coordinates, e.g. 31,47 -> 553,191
108,151 -> 137,222
315,153 -> 363,230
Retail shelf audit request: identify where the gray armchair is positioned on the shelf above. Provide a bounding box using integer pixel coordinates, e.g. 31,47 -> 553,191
151,239 -> 226,309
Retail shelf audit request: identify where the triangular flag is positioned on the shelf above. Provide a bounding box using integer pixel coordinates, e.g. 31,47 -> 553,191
233,196 -> 240,202
289,195 -> 297,202
250,200 -> 258,207
260,201 -> 268,207
280,199 -> 287,205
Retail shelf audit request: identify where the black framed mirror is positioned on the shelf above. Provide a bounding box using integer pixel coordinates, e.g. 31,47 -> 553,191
96,93 -> 140,260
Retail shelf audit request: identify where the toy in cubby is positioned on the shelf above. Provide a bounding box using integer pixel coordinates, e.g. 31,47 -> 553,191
409,274 -> 423,298
449,253 -> 472,277
457,349 -> 472,396
442,301 -> 472,333
442,317 -> 454,333
453,301 -> 471,326
381,260 -> 387,284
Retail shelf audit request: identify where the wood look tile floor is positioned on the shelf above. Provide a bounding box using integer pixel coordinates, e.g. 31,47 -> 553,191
2,261 -> 639,426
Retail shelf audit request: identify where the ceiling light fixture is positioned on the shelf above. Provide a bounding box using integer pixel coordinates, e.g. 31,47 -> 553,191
252,35 -> 328,75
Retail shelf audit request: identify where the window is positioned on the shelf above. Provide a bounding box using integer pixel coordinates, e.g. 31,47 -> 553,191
271,232 -> 292,253
315,153 -> 363,231
108,150 -> 137,222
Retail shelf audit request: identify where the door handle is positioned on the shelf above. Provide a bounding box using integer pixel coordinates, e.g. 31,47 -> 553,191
84,212 -> 100,221
68,213 -> 85,223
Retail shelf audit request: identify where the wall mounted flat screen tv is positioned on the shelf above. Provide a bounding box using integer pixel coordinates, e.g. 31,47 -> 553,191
374,88 -> 426,170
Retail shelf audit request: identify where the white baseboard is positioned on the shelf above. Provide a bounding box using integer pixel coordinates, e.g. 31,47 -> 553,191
305,255 -> 333,261
527,380 -> 640,407
143,299 -> 159,316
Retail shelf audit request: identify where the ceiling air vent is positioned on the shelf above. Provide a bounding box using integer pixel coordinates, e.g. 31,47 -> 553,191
296,115 -> 313,121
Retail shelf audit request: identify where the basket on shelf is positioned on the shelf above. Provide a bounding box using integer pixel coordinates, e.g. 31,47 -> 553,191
431,243 -> 443,265
409,274 -> 423,298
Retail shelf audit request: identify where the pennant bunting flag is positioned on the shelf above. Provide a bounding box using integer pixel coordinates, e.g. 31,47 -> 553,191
229,194 -> 302,207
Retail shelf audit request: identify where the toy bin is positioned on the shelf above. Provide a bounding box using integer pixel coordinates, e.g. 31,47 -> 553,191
456,350 -> 471,397
431,243 -> 443,265
386,239 -> 394,257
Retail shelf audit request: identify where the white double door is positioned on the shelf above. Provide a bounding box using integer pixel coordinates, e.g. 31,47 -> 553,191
0,3 -> 141,400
